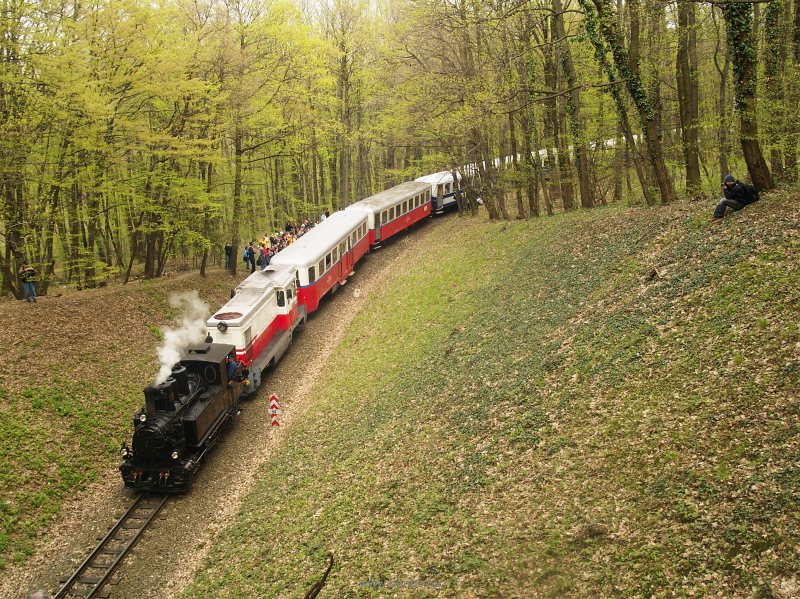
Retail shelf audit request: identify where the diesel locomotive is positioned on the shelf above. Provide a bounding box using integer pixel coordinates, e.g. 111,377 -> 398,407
119,343 -> 248,492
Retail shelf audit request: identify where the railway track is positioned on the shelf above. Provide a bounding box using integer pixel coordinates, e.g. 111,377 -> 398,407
53,494 -> 169,599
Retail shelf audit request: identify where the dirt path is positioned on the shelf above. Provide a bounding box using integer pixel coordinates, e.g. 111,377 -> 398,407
4,217 -> 442,599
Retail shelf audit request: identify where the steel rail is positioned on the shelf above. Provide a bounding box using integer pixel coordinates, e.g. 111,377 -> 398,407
53,494 -> 169,599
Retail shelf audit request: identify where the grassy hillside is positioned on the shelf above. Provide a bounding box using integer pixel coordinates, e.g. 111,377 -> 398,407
0,273 -> 243,568
180,196 -> 799,598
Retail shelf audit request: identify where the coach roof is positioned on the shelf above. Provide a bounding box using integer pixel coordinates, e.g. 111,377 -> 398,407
269,210 -> 367,268
414,170 -> 456,185
346,181 -> 430,213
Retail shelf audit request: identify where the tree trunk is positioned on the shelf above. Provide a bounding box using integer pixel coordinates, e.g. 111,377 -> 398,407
579,0 -> 655,205
509,113 -> 526,218
713,8 -> 731,181
591,0 -> 676,204
200,162 -> 212,278
763,0 -> 785,181
552,0 -> 592,209
721,2 -> 775,190
677,2 -> 701,197
230,128 -> 243,276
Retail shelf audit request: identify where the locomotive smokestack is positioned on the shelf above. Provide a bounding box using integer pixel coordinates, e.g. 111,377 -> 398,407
144,385 -> 160,419
143,378 -> 178,417
171,365 -> 190,396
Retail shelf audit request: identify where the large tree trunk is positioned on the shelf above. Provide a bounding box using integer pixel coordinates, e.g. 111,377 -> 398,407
677,2 -> 701,197
763,0 -> 786,181
721,2 -> 775,190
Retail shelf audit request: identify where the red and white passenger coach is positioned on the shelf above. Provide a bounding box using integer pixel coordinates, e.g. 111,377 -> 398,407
269,210 -> 369,314
346,181 -> 431,247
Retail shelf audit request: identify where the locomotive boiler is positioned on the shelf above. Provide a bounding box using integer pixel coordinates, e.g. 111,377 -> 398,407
119,343 -> 247,492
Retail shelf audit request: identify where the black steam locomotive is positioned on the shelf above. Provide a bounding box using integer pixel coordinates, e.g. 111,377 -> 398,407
119,343 -> 248,492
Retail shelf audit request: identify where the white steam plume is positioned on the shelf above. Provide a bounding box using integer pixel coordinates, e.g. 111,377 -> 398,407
154,291 -> 210,384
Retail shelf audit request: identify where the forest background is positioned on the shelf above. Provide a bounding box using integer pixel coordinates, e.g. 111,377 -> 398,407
0,0 -> 792,296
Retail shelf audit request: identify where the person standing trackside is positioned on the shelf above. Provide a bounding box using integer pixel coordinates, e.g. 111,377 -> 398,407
19,262 -> 37,303
224,241 -> 232,269
248,241 -> 256,273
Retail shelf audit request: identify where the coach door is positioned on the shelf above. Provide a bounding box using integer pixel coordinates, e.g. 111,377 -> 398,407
375,211 -> 384,243
341,239 -> 352,279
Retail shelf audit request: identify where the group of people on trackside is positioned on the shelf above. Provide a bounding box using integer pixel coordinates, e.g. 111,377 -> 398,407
224,217 -> 320,274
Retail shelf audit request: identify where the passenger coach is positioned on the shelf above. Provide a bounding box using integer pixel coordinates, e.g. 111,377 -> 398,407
346,181 -> 431,247
414,171 -> 461,214
269,210 -> 369,314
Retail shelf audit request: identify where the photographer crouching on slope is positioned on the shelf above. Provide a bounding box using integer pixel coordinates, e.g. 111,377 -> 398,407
713,173 -> 760,219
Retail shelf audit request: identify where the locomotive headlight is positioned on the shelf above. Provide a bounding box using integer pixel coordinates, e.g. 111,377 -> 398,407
121,447 -> 129,457
139,413 -> 147,422
171,451 -> 179,460
217,321 -> 228,332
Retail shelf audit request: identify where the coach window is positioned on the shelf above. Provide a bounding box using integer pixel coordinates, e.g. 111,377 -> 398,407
244,327 -> 252,347
308,265 -> 316,282
288,284 -> 294,300
277,290 -> 286,307
325,253 -> 332,270
333,247 -> 339,262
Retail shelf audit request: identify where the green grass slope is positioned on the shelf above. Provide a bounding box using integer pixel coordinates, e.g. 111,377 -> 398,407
181,196 -> 798,598
0,273 -> 242,568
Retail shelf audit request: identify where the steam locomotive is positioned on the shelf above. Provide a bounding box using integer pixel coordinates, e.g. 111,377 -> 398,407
119,343 -> 248,492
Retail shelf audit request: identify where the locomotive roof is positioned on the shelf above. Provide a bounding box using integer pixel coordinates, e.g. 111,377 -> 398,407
345,181 -> 430,213
207,287 -> 269,327
237,263 -> 296,291
270,210 -> 367,268
181,343 -> 234,364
